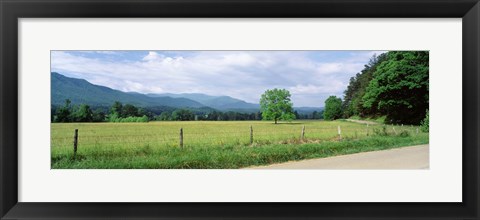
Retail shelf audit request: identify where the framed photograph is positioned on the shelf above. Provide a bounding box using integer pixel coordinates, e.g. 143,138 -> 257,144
1,0 -> 479,219
49,50 -> 429,170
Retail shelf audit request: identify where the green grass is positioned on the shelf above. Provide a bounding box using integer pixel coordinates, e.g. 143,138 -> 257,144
51,120 -> 428,169
349,115 -> 387,124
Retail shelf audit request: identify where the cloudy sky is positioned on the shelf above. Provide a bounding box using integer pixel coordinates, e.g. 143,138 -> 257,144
51,50 -> 385,107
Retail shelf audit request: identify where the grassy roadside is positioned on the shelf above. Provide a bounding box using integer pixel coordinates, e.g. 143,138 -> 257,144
349,115 -> 387,124
52,133 -> 428,169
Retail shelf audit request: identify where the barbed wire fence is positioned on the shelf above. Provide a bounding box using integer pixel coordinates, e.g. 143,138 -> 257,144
52,122 -> 424,157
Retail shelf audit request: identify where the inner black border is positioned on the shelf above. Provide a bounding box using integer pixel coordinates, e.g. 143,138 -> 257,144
1,0 -> 479,219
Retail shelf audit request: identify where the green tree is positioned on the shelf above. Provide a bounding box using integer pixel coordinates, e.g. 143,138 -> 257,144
72,104 -> 93,122
342,53 -> 388,118
55,99 -> 72,122
254,111 -> 262,120
122,104 -> 139,117
362,51 -> 429,124
311,110 -> 322,119
259,88 -> 295,124
51,106 -> 56,122
323,96 -> 343,120
172,109 -> 195,121
294,111 -> 300,119
137,115 -> 149,122
138,108 -> 152,120
107,101 -> 123,121
420,109 -> 429,132
157,111 -> 172,121
110,101 -> 123,116
92,109 -> 106,122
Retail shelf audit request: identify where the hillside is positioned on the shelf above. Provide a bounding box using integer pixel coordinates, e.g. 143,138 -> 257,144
294,107 -> 324,115
52,72 -> 324,115
51,72 -> 205,108
147,93 -> 260,111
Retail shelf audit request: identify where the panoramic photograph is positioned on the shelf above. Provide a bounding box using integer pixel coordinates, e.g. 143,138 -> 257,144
50,50 -> 429,169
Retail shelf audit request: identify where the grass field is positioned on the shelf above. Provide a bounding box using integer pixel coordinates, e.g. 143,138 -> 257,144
51,120 -> 429,169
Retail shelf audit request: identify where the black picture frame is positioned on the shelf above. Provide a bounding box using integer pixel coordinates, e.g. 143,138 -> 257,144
1,0 -> 479,219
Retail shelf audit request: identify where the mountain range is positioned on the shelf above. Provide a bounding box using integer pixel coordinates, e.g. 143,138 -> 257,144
146,93 -> 260,111
51,72 -> 323,113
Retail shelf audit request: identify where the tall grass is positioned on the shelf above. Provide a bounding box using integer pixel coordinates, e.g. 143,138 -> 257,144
51,120 -> 428,169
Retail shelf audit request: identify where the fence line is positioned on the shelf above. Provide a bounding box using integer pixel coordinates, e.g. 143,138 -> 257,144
62,124 -> 424,155
57,127 -> 419,143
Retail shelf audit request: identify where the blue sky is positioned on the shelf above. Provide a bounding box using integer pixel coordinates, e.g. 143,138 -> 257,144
51,50 -> 385,107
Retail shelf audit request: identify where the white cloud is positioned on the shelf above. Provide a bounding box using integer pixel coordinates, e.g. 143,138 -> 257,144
142,51 -> 162,61
95,51 -> 120,55
51,50 -> 379,107
290,82 -> 345,95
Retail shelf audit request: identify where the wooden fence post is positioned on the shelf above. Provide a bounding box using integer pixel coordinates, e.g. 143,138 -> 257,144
250,125 -> 253,145
179,128 -> 183,148
301,125 -> 305,140
392,126 -> 397,135
366,124 -> 369,136
73,129 -> 78,159
416,128 -> 419,135
338,125 -> 342,140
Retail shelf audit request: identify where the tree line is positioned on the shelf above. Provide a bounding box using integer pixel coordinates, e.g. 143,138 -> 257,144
51,99 -> 148,123
53,99 -> 322,122
323,51 -> 429,126
52,99 -> 322,123
155,109 -> 263,121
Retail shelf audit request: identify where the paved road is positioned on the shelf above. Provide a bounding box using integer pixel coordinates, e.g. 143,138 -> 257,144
247,145 -> 429,169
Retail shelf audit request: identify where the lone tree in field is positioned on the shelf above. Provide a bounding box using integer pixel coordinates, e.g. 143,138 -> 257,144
323,96 -> 343,120
260,88 -> 295,124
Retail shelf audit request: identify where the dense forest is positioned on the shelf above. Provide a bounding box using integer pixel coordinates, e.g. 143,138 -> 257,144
324,51 -> 429,125
51,100 -> 321,123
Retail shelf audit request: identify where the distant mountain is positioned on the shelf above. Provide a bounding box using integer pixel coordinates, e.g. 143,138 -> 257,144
149,93 -> 324,114
148,93 -> 260,111
147,93 -> 217,103
51,72 -> 205,108
52,72 -> 324,114
294,107 -> 324,114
